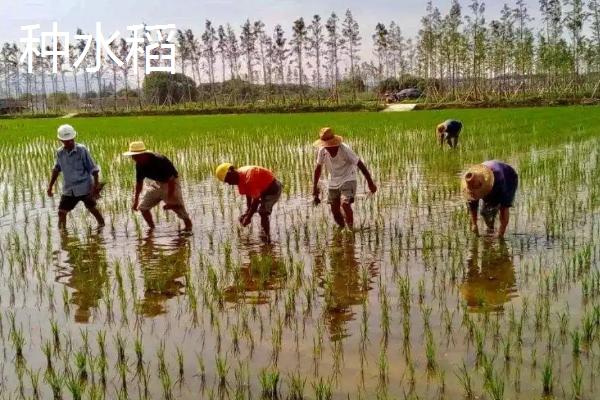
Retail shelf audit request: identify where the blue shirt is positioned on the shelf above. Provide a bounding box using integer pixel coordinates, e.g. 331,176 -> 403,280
469,161 -> 518,211
53,143 -> 99,197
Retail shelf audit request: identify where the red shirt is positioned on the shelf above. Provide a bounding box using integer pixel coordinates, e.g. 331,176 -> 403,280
237,166 -> 275,199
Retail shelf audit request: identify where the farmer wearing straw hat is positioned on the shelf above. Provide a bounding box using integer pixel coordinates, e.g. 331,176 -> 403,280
215,163 -> 282,243
437,119 -> 462,148
123,141 -> 192,231
462,161 -> 518,238
47,124 -> 105,229
312,127 -> 377,229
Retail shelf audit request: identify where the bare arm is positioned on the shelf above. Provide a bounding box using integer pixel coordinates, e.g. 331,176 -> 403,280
313,164 -> 322,199
497,207 -> 510,238
467,202 -> 479,235
132,181 -> 143,211
357,160 -> 377,193
92,171 -> 100,188
246,198 -> 260,217
241,197 -> 261,226
47,169 -> 60,196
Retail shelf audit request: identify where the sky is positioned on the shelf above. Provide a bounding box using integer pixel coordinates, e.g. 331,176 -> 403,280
1,0 -> 543,50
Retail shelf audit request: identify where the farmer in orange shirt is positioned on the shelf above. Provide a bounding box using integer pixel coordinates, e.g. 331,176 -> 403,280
215,163 -> 282,243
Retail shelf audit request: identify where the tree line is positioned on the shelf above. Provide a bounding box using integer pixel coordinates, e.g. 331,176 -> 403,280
2,0 -> 600,113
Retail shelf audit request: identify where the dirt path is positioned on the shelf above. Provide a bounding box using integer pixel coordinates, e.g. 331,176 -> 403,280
382,103 -> 417,112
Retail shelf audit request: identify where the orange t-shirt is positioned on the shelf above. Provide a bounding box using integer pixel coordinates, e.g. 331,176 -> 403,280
237,166 -> 275,199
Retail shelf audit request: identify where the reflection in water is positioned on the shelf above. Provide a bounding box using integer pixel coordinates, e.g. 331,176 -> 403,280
56,232 -> 109,323
315,231 -> 377,341
137,233 -> 191,317
460,238 -> 517,312
224,243 -> 286,304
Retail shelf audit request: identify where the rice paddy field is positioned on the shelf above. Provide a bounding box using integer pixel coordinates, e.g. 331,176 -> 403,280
0,106 -> 599,400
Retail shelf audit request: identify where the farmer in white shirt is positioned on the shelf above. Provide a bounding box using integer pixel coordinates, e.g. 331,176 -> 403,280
312,127 -> 377,229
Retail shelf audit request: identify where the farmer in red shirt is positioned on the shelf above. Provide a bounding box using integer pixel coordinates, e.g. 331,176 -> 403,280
215,163 -> 282,243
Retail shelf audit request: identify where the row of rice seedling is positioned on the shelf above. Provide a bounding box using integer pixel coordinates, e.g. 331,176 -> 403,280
0,107 -> 598,398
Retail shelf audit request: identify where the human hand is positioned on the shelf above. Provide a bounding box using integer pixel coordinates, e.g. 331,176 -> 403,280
240,214 -> 252,227
132,201 -> 139,212
368,182 -> 377,194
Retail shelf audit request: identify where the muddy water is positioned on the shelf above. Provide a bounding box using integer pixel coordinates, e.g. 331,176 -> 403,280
0,141 -> 599,400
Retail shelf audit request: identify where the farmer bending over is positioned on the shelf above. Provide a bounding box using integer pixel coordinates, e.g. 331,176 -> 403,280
437,119 -> 462,148
462,161 -> 518,238
215,163 -> 282,243
312,127 -> 377,229
47,124 -> 105,230
123,141 -> 192,231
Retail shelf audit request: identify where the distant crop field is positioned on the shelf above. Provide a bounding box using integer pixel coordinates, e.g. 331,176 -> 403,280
0,106 -> 599,399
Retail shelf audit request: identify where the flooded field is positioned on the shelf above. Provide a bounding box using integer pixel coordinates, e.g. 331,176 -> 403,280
0,107 -> 599,399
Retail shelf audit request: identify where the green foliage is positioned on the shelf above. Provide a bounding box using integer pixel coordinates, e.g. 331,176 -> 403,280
143,72 -> 198,105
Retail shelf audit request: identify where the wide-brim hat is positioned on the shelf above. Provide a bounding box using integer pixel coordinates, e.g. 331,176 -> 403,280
313,127 -> 343,148
123,141 -> 152,156
461,164 -> 494,201
57,124 -> 77,141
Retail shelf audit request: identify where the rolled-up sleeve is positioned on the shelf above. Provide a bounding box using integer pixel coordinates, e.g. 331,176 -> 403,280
316,148 -> 325,165
346,147 -> 360,165
82,147 -> 99,174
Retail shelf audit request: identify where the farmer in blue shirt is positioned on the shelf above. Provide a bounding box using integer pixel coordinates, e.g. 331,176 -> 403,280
47,124 -> 105,229
437,119 -> 462,148
462,161 -> 518,238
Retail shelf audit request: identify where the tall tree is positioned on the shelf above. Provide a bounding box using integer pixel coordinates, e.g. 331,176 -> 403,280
308,14 -> 325,101
417,1 -> 442,88
176,29 -> 190,75
185,29 -> 201,84
441,0 -> 465,98
514,0 -> 535,77
373,23 -> 389,81
217,25 -> 228,81
564,0 -> 588,75
291,17 -> 308,100
202,20 -> 218,104
226,24 -> 240,79
465,0 -> 487,97
590,0 -> 600,71
272,24 -> 288,102
254,21 -> 269,85
388,21 -> 406,78
325,12 -> 345,102
240,19 -> 256,82
117,38 -> 132,108
342,9 -> 361,100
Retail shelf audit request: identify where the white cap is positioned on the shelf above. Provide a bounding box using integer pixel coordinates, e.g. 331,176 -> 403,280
57,124 -> 77,141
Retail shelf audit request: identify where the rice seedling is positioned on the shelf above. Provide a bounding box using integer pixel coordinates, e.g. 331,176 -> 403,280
312,377 -> 333,400
287,371 -> 306,400
0,108 -> 599,399
455,361 -> 474,400
259,367 -> 280,399
542,359 -> 554,396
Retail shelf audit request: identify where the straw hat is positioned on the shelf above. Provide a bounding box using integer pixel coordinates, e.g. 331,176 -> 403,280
215,162 -> 233,182
313,127 -> 343,148
123,141 -> 152,156
57,124 -> 77,141
461,164 -> 495,201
